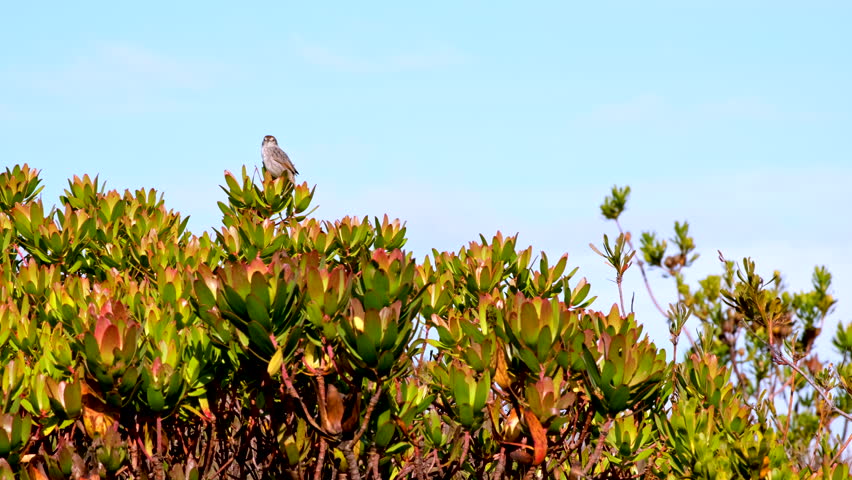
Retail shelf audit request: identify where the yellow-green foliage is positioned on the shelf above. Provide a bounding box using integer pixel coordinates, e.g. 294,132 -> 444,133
0,164 -> 850,479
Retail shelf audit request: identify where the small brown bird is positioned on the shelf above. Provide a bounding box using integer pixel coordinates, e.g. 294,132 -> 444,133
261,135 -> 298,183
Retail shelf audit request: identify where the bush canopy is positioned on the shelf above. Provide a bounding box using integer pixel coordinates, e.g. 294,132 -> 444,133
0,164 -> 850,479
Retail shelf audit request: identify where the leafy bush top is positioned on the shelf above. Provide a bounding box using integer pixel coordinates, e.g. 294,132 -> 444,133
0,165 -> 850,479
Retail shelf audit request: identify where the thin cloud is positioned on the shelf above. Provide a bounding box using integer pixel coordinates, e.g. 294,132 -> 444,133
0,104 -> 14,121
93,43 -> 217,89
701,97 -> 777,119
387,47 -> 466,70
2,43 -> 229,112
295,41 -> 375,73
292,35 -> 466,73
582,94 -> 673,124
578,94 -> 821,126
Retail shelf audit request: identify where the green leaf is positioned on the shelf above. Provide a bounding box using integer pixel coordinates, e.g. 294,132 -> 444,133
536,326 -> 552,362
247,321 -> 275,358
380,319 -> 400,351
246,293 -> 271,330
377,351 -> 397,377
374,410 -> 396,447
459,319 -> 485,344
63,381 -> 82,418
474,371 -> 491,410
147,388 -> 165,412
458,403 -> 474,428
221,283 -> 248,320
249,272 -> 271,310
453,373 -> 472,407
386,442 -> 410,455
0,429 -> 9,457
355,334 -> 378,366
517,348 -> 540,372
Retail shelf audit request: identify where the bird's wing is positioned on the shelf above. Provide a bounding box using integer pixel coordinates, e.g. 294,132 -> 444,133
280,149 -> 299,175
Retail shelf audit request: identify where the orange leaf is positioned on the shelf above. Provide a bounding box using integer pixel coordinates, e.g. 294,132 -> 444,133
523,408 -> 547,466
27,464 -> 48,480
322,383 -> 344,435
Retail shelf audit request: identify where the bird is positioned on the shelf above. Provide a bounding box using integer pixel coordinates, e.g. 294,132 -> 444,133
261,135 -> 298,183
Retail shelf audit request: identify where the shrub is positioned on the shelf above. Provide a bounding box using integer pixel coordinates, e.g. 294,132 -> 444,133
0,164 -> 850,479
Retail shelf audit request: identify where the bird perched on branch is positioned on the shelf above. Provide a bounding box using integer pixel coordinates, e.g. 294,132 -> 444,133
261,135 -> 298,183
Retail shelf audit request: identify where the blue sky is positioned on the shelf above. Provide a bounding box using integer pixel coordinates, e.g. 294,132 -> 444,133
1,3 -> 851,356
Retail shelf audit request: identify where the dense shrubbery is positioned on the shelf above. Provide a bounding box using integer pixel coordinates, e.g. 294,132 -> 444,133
0,163 -> 851,479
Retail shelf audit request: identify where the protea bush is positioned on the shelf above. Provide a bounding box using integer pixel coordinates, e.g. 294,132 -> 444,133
0,164 -> 850,479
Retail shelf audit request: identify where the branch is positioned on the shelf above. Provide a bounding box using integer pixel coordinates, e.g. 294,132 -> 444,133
615,220 -> 696,349
830,432 -> 852,465
782,376 -> 797,444
353,384 -> 383,444
369,446 -> 381,479
414,437 -> 427,480
746,325 -> 852,423
616,274 -> 626,317
340,440 -> 361,480
583,417 -> 614,476
313,439 -> 327,480
615,220 -> 665,317
280,362 -> 325,433
201,421 -> 216,478
784,355 -> 852,422
458,431 -> 471,474
395,464 -> 414,479
270,335 -> 326,434
492,447 -> 506,480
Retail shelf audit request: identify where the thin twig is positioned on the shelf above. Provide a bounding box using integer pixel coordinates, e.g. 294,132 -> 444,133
782,374 -> 797,444
334,384 -> 385,480
314,439 -> 327,480
414,437 -> 426,480
156,416 -> 163,456
136,436 -> 153,461
270,335 -> 325,433
316,375 -> 329,431
15,245 -> 29,267
280,362 -> 325,431
583,417 -> 614,475
396,464 -> 414,479
752,327 -> 852,423
843,353 -> 850,440
457,431 -> 471,475
769,370 -> 797,398
340,440 -> 361,480
417,324 -> 431,368
201,394 -> 217,477
215,457 -> 236,478
369,447 -> 381,479
671,337 -> 678,369
615,220 -> 665,317
352,385 -> 384,444
492,448 -> 506,480
567,410 -> 593,451
727,332 -> 748,395
830,432 -> 852,465
430,449 -> 442,476
615,220 -> 696,348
